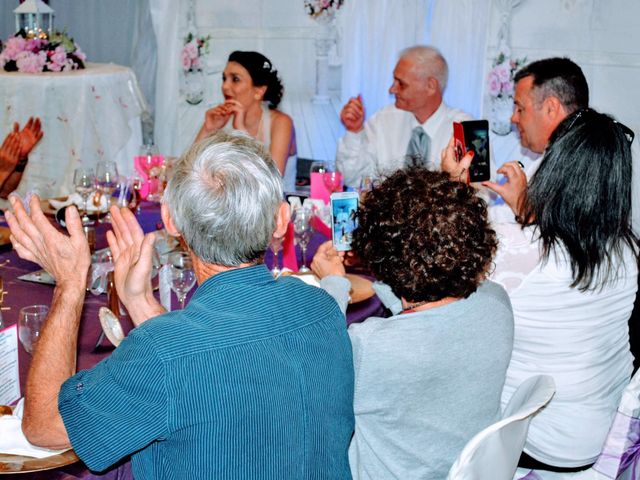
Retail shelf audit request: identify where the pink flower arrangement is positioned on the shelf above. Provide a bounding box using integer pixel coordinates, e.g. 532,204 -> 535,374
181,33 -> 210,73
487,51 -> 526,100
304,0 -> 344,20
0,30 -> 86,73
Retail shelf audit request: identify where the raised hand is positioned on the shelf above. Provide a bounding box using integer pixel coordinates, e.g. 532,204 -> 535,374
0,132 -> 21,174
106,206 -> 164,326
6,195 -> 90,291
440,136 -> 474,183
16,117 -> 43,159
340,94 -> 365,133
482,161 -> 528,217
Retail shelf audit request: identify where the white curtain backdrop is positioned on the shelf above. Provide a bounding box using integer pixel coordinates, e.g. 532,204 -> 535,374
149,0 -> 181,155
429,0 -> 491,118
339,0 -> 490,119
339,0 -> 430,120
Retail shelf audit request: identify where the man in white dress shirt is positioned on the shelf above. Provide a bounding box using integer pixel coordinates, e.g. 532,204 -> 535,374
335,45 -> 471,188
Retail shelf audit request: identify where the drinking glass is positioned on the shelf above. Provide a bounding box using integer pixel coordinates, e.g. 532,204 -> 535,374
169,252 -> 197,309
323,163 -> 343,194
95,161 -> 119,223
293,207 -> 314,273
18,305 -> 49,354
268,236 -> 283,278
73,167 -> 95,225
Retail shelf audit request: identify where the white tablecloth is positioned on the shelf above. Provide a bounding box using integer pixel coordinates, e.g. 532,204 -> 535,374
0,62 -> 144,199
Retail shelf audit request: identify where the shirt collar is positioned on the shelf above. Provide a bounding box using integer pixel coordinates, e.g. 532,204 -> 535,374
412,101 -> 446,137
191,264 -> 273,301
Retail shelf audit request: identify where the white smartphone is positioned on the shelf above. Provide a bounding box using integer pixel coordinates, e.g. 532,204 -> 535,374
330,191 -> 359,252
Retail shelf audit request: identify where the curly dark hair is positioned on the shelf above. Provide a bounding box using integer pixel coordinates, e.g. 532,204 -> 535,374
352,168 -> 497,303
228,50 -> 284,109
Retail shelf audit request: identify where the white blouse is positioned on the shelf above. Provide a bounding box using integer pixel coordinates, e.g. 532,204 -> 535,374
491,220 -> 638,467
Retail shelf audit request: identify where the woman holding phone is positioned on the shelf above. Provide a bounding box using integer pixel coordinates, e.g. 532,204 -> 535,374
311,168 -> 514,479
444,108 -> 639,471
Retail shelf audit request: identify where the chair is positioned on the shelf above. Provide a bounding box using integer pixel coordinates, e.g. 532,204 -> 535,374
447,375 -> 556,480
514,369 -> 640,480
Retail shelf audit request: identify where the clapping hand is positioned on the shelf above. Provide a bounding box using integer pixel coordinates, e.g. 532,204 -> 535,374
340,94 -> 365,133
16,117 -> 43,159
106,206 -> 164,326
0,132 -> 20,174
6,195 -> 90,291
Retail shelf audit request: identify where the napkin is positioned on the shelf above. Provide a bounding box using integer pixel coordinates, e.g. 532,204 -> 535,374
0,399 -> 67,458
49,193 -> 108,213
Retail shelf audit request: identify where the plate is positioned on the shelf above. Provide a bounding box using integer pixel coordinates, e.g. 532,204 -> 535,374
0,449 -> 79,474
41,197 -> 113,218
283,272 -> 374,304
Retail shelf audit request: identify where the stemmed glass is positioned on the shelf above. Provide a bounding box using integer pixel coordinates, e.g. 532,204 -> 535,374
169,251 -> 197,309
95,161 -> 119,223
293,207 -> 314,273
268,236 -> 283,278
323,163 -> 343,194
73,167 -> 95,225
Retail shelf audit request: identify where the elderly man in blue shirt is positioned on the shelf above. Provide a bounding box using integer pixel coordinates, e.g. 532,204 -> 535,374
8,131 -> 354,479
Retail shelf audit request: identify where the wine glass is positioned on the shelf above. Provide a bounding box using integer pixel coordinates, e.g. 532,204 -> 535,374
73,167 -> 95,225
169,252 -> 197,309
293,207 -> 314,273
95,161 -> 119,223
18,305 -> 49,354
268,236 -> 283,278
323,163 -> 343,194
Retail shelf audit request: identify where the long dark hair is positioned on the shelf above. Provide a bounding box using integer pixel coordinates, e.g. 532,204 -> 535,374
521,108 -> 638,290
228,51 -> 284,109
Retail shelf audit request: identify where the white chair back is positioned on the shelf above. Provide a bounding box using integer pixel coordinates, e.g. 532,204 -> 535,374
515,368 -> 640,480
447,375 -> 556,480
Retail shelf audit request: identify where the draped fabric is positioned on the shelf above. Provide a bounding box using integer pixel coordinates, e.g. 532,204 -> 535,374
339,0 -> 430,120
339,0 -> 490,120
149,0 -> 181,155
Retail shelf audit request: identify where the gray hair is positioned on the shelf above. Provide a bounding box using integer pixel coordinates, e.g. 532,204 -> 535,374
399,45 -> 449,92
163,130 -> 283,266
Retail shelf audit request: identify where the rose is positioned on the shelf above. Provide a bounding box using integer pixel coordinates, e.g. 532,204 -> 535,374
488,71 -> 502,97
3,36 -> 27,60
184,41 -> 198,60
494,62 -> 511,83
16,50 -> 47,73
181,49 -> 192,71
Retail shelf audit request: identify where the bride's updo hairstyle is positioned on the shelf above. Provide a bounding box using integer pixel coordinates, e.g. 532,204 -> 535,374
228,51 -> 284,110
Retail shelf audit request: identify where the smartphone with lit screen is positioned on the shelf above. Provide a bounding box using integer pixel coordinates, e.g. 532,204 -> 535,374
330,191 -> 359,252
453,120 -> 491,182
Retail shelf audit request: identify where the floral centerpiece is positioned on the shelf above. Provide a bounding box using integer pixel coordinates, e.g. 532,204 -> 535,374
0,29 -> 86,73
181,32 -> 211,73
304,0 -> 344,22
487,49 -> 526,135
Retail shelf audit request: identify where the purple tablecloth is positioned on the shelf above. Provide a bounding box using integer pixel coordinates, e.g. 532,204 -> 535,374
2,204 -> 384,479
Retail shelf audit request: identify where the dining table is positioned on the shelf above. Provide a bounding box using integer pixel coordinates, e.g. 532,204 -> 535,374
0,200 -> 384,479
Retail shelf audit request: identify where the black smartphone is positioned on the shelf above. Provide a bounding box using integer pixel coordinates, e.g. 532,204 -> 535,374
453,120 -> 491,182
330,192 -> 359,251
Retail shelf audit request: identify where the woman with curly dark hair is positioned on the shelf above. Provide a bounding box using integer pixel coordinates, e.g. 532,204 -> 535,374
311,168 -> 514,479
195,50 -> 296,189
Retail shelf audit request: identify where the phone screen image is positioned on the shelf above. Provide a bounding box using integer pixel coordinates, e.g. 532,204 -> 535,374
453,120 -> 491,182
330,193 -> 359,252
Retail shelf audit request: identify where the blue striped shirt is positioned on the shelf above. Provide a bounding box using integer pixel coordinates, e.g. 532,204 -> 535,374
59,265 -> 354,479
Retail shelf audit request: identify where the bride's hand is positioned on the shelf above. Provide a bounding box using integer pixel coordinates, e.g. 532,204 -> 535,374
202,102 -> 233,133
226,100 -> 249,132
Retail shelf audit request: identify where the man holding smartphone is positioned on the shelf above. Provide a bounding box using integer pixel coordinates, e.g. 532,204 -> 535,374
336,45 -> 471,188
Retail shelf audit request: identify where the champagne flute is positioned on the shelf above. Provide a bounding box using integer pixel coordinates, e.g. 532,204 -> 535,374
268,236 -> 283,278
95,161 -> 119,223
169,252 -> 197,309
73,167 -> 95,225
293,207 -> 314,273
